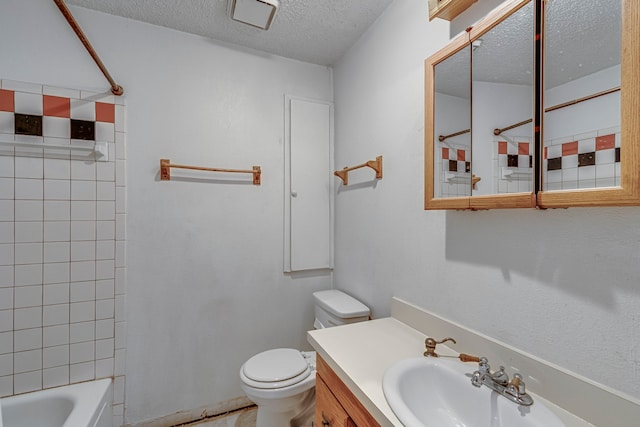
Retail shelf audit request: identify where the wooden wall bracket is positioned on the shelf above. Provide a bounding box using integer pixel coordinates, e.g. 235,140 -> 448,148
334,155 -> 383,185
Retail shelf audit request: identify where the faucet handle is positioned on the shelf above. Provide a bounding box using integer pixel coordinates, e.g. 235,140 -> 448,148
511,373 -> 526,395
478,356 -> 490,373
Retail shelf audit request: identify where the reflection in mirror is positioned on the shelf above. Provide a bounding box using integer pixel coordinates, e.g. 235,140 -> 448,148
472,0 -> 534,196
543,0 -> 621,191
433,45 -> 471,199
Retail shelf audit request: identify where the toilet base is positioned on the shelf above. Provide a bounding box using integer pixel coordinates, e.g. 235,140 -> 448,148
254,388 -> 315,427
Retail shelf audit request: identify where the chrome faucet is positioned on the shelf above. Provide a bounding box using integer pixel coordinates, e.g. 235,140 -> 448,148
470,357 -> 533,406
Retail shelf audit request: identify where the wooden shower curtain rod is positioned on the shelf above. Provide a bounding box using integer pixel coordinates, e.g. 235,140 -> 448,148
494,86 -> 620,136
439,128 -> 470,142
334,156 -> 383,185
53,0 -> 124,96
160,159 -> 262,185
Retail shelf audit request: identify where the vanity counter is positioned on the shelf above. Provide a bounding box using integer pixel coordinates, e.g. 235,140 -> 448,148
308,299 -> 600,427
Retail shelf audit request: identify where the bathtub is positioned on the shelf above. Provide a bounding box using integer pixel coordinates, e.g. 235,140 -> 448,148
0,378 -> 112,427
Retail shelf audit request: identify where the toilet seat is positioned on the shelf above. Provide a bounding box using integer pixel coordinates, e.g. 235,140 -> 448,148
241,348 -> 312,389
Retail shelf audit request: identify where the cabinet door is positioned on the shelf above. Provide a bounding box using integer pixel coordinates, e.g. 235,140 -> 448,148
316,376 -> 356,427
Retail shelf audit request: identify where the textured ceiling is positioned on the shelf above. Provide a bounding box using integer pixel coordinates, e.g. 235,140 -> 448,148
66,0 -> 394,66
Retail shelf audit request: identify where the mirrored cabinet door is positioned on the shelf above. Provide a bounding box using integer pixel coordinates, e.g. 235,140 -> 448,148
538,0 -> 640,207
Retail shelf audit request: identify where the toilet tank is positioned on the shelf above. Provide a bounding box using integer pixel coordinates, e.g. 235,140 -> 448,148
313,290 -> 370,329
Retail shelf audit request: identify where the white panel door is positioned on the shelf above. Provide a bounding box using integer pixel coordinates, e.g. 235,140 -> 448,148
286,97 -> 333,271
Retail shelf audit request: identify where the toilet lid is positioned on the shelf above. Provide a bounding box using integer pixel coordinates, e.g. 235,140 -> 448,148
242,348 -> 309,385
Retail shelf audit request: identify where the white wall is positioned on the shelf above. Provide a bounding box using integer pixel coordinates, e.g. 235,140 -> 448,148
333,0 -> 640,403
0,1 -> 333,424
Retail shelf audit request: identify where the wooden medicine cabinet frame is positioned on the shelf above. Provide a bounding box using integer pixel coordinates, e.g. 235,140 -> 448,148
425,0 -> 640,210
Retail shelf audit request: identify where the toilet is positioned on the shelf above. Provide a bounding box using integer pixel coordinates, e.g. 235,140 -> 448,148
239,289 -> 370,427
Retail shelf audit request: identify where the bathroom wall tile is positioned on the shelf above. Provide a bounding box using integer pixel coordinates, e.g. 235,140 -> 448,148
14,327 -> 42,352
44,242 -> 70,263
96,318 -> 114,340
14,263 -> 42,286
96,161 -> 115,182
115,161 -> 125,186
70,361 -> 94,383
0,288 -> 13,310
43,116 -> 71,138
115,242 -> 125,268
2,80 -> 42,94
44,221 -> 70,242
96,338 -> 114,360
71,261 -> 95,282
71,241 -> 96,262
43,95 -> 71,118
95,357 -> 113,378
115,131 -> 126,159
70,321 -> 95,344
43,283 -> 69,305
97,201 -> 115,221
71,201 -> 96,221
0,265 -> 13,287
0,357 -> 11,384
97,181 -> 115,201
70,281 -> 95,303
43,304 -> 69,327
70,221 -> 95,241
0,310 -> 13,332
114,322 -> 126,350
43,344 -> 69,368
115,186 -> 126,214
44,179 -> 71,200
70,301 -> 94,323
44,200 -> 70,221
14,307 -> 42,330
96,298 -> 114,320
0,89 -> 15,112
0,244 -> 14,266
15,178 -> 43,200
14,156 -> 43,179
43,324 -> 69,348
114,349 -> 125,376
71,180 -> 96,201
96,221 -> 115,240
14,136 -> 44,152
114,268 -> 125,296
97,240 -> 114,261
0,177 -> 14,199
14,285 -> 42,308
70,99 -> 95,121
115,214 -> 126,241
14,92 -> 43,116
0,375 -> 12,398
113,375 -> 125,405
15,221 -> 42,243
0,332 -> 13,355
15,242 -> 42,264
0,222 -> 13,243
597,177 -> 616,188
596,148 -> 616,165
71,160 -> 96,181
0,200 -> 14,221
14,370 -> 42,394
96,260 -> 115,280
43,263 -> 69,285
95,122 -> 115,142
0,112 -> 14,134
107,143 -> 116,163
0,155 -> 13,177
95,102 -> 115,123
14,349 -> 42,374
596,163 -> 615,180
114,295 -> 125,322
44,158 -> 71,179
43,365 -> 69,389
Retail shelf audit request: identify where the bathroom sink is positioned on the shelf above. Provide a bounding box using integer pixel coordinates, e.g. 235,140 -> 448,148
382,357 -> 566,427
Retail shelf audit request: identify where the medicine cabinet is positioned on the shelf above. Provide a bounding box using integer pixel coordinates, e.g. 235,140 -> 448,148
425,0 -> 640,210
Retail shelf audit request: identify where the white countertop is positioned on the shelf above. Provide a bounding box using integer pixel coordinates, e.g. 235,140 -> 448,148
308,315 -> 594,427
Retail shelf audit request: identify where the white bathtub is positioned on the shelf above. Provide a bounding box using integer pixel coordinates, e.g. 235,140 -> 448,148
0,378 -> 112,427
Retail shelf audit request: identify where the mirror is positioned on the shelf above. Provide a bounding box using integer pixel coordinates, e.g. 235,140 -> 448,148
472,0 -> 534,196
433,44 -> 471,199
542,0 -> 621,192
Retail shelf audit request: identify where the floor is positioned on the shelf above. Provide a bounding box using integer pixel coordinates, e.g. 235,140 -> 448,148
177,406 -> 257,427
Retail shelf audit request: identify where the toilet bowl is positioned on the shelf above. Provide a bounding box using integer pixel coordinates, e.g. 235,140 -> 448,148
239,290 -> 370,427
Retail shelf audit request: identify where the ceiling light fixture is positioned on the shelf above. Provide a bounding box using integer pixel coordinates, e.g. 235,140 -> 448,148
230,0 -> 279,30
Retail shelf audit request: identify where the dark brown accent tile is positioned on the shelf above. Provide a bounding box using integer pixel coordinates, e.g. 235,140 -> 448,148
578,152 -> 596,167
547,157 -> 562,171
507,155 -> 518,167
465,162 -> 471,173
615,147 -> 620,163
529,155 -> 533,168
70,119 -> 95,140
449,160 -> 458,172
15,114 -> 42,136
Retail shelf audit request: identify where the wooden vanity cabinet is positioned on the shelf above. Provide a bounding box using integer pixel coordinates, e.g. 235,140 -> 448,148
316,356 -> 381,427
